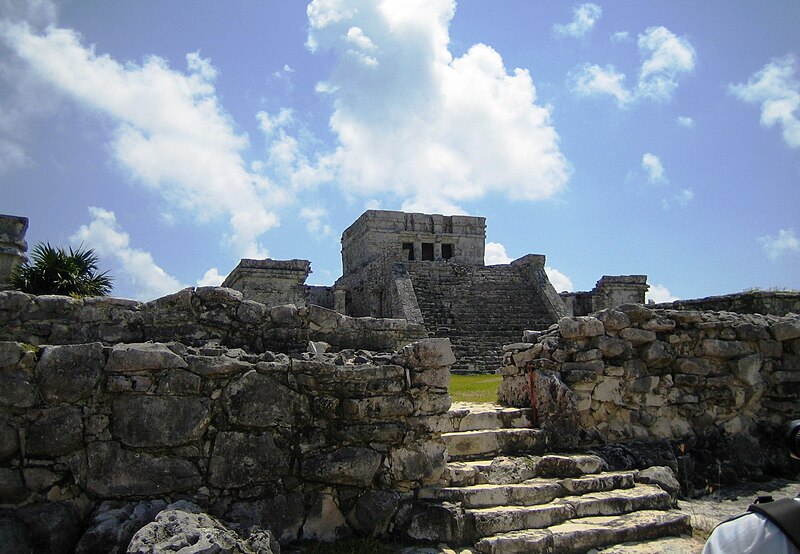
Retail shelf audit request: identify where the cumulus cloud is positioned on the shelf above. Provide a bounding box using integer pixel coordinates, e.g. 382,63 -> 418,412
610,31 -> 630,43
759,228 -> 800,260
197,267 -> 227,287
71,207 -> 185,301
553,3 -> 602,39
569,63 -> 631,106
677,115 -> 695,128
485,241 -> 513,265
2,23 -> 283,258
545,266 -> 574,293
570,26 -> 695,106
646,283 -> 679,304
642,153 -> 666,184
730,55 -> 800,149
299,206 -> 334,236
302,0 -> 570,212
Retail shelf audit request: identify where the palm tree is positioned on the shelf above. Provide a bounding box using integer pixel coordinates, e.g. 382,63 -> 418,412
11,243 -> 113,298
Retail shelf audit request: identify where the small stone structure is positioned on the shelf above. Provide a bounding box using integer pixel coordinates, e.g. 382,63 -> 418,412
561,275 -> 649,316
499,305 -> 800,489
0,214 -> 28,290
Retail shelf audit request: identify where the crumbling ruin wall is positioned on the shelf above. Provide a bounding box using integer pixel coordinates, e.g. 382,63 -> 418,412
0,297 -> 454,551
0,287 -> 426,353
499,305 -> 800,487
654,290 -> 800,317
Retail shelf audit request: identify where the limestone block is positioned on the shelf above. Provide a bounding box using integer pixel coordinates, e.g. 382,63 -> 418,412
411,365 -> 450,389
677,357 -> 712,376
111,395 -> 209,447
734,322 -> 770,341
389,439 -> 447,484
637,466 -> 680,497
86,441 -> 201,497
227,494 -> 306,543
105,343 -> 187,373
195,286 -> 243,304
641,318 -> 677,333
155,368 -> 202,394
223,369 -> 307,428
0,468 -> 28,504
512,344 -> 543,367
760,339 -> 783,358
0,369 -> 37,408
619,328 -> 656,346
394,338 -> 456,369
301,494 -> 349,542
343,394 -> 415,420
575,348 -> 602,362
270,304 -> 302,327
700,339 -> 754,359
616,303 -> 655,322
559,316 -> 605,339
208,431 -> 289,488
595,309 -> 631,332
26,406 -> 83,457
597,336 -> 630,359
497,374 -> 530,408
13,502 -> 83,554
641,341 -> 674,368
127,501 -> 277,554
186,354 -> 252,377
35,343 -> 105,404
631,376 -> 659,393
75,499 -> 168,554
307,304 -> 346,330
735,354 -> 763,385
0,417 -> 18,462
593,378 -> 623,404
349,490 -> 401,536
236,299 -> 267,324
649,417 -> 673,439
0,341 -> 26,369
301,446 -> 382,487
771,319 -> 800,341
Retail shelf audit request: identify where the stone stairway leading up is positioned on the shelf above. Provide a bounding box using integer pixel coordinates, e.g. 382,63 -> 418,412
403,402 -> 691,554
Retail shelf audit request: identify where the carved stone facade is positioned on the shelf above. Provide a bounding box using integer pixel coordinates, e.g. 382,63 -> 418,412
561,275 -> 650,316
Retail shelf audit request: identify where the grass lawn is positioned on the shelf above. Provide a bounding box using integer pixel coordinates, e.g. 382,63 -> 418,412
449,373 -> 502,403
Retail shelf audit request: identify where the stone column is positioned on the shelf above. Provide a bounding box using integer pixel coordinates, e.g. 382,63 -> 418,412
0,215 -> 28,290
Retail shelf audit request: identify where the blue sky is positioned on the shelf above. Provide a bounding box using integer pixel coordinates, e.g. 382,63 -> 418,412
1,0 -> 798,302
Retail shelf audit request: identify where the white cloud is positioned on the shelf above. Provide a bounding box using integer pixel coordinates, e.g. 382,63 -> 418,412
2,23 -> 284,259
610,31 -> 630,43
730,55 -> 800,149
553,3 -> 602,39
646,283 -> 679,304
71,207 -> 185,301
197,267 -> 227,287
642,153 -> 666,184
636,26 -> 696,101
759,228 -> 800,260
569,63 -> 631,106
485,242 -> 513,265
675,188 -> 695,206
677,115 -> 695,128
545,266 -> 574,293
299,206 -> 334,236
569,26 -> 695,106
302,0 -> 570,212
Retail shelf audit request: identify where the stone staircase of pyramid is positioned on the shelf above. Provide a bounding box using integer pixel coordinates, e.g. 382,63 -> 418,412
402,402 -> 691,553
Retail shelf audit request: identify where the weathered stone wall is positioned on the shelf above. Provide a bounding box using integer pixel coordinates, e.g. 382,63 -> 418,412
654,290 -> 800,317
0,287 -> 425,353
499,306 -> 800,484
561,275 -> 649,316
0,335 -> 454,550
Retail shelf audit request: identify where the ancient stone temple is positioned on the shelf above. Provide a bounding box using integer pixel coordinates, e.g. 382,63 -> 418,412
0,214 -> 28,290
224,209 -> 650,373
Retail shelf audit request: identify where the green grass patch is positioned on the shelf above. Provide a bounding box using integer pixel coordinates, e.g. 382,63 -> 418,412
449,373 -> 502,403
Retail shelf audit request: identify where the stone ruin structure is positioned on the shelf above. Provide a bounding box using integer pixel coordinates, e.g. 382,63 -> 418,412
0,214 -> 28,290
225,210 -> 649,373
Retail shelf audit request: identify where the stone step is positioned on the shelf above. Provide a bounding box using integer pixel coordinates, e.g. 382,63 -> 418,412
443,429 -> 549,461
442,454 -> 607,487
469,484 -> 672,538
473,509 -> 691,554
419,472 -> 635,509
447,403 -> 534,433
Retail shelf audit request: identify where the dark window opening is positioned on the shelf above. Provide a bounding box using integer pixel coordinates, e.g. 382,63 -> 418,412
402,242 -> 414,260
442,244 -> 453,260
421,242 -> 434,261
